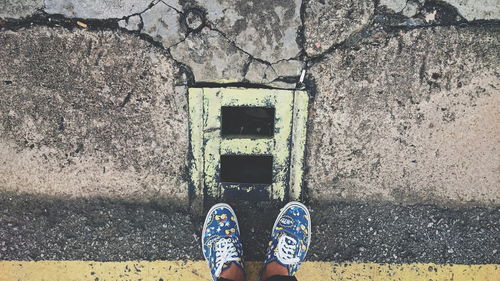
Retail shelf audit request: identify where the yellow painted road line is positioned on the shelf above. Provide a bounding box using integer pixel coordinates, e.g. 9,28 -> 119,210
1,261 -> 498,281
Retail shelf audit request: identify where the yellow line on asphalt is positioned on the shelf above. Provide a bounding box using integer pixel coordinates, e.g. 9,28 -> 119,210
0,261 -> 498,281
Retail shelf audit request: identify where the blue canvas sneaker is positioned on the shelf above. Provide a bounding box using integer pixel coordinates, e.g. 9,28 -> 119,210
263,201 -> 311,276
202,203 -> 244,281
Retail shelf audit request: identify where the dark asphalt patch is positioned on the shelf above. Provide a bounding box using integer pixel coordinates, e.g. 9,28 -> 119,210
0,192 -> 498,264
309,201 -> 499,264
0,193 -> 201,261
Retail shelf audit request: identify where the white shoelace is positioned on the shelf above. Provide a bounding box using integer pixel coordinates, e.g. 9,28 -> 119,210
275,234 -> 300,265
213,238 -> 240,277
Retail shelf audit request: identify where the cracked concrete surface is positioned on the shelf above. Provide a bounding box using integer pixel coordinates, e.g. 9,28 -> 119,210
304,0 -> 374,56
118,14 -> 141,31
44,0 -> 153,19
193,0 -> 302,63
243,59 -> 304,86
379,0 -> 408,13
375,1 -> 468,28
0,27 -> 189,205
443,0 -> 500,21
170,27 -> 250,82
140,1 -> 184,48
2,0 -> 499,81
380,0 -> 500,21
244,60 -> 275,84
307,25 -> 500,206
0,0 -> 499,207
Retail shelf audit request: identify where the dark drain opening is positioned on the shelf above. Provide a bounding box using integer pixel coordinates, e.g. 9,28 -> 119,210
221,106 -> 275,137
220,155 -> 273,184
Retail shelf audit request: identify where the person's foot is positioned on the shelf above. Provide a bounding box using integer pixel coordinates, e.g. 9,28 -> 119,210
261,202 -> 311,279
202,203 -> 245,281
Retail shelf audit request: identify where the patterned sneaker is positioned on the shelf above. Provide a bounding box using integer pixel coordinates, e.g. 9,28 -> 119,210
263,201 -> 311,276
202,203 -> 244,281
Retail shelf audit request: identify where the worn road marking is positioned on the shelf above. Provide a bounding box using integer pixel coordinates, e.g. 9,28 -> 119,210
1,261 -> 498,281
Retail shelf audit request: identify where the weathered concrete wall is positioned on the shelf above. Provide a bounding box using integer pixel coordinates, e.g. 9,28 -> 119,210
307,25 -> 499,206
0,1 -> 499,208
0,27 -> 189,205
1,24 -> 498,207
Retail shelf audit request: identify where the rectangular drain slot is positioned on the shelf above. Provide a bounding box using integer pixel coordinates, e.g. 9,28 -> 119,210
188,87 -> 309,203
220,155 -> 273,184
221,106 -> 275,137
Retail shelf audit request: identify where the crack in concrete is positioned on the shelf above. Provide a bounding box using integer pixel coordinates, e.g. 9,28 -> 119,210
160,0 -> 182,14
138,0 -> 163,17
190,2 -> 304,66
203,23 -> 304,85
1,3 -> 499,89
296,0 -> 307,60
205,24 -> 271,64
164,34 -> 188,50
304,16 -> 499,68
118,0 -> 168,33
126,2 -> 205,52
302,0 -> 499,60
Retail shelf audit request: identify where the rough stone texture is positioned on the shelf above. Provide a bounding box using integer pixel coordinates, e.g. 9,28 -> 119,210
2,193 -> 499,264
444,0 -> 500,21
244,60 -> 272,84
309,201 -> 500,263
44,0 -> 152,19
243,59 -> 302,88
379,0 -> 500,21
170,27 -> 250,82
192,0 -> 302,63
162,0 -> 182,11
184,9 -> 204,31
375,1 -> 466,28
307,25 -> 500,206
272,59 -> 304,77
0,27 -> 189,204
0,0 -> 43,19
0,193 -> 200,260
379,0 -> 407,13
118,15 -> 142,31
304,0 -> 374,56
141,1 -> 184,48
402,1 -> 421,18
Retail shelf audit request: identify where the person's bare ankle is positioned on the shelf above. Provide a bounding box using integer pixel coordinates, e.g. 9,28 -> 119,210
219,262 -> 245,281
261,261 -> 288,281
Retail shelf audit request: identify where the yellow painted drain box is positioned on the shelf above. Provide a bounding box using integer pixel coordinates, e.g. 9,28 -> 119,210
188,88 -> 308,203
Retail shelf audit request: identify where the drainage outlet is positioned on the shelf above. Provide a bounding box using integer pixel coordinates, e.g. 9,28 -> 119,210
188,87 -> 308,203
